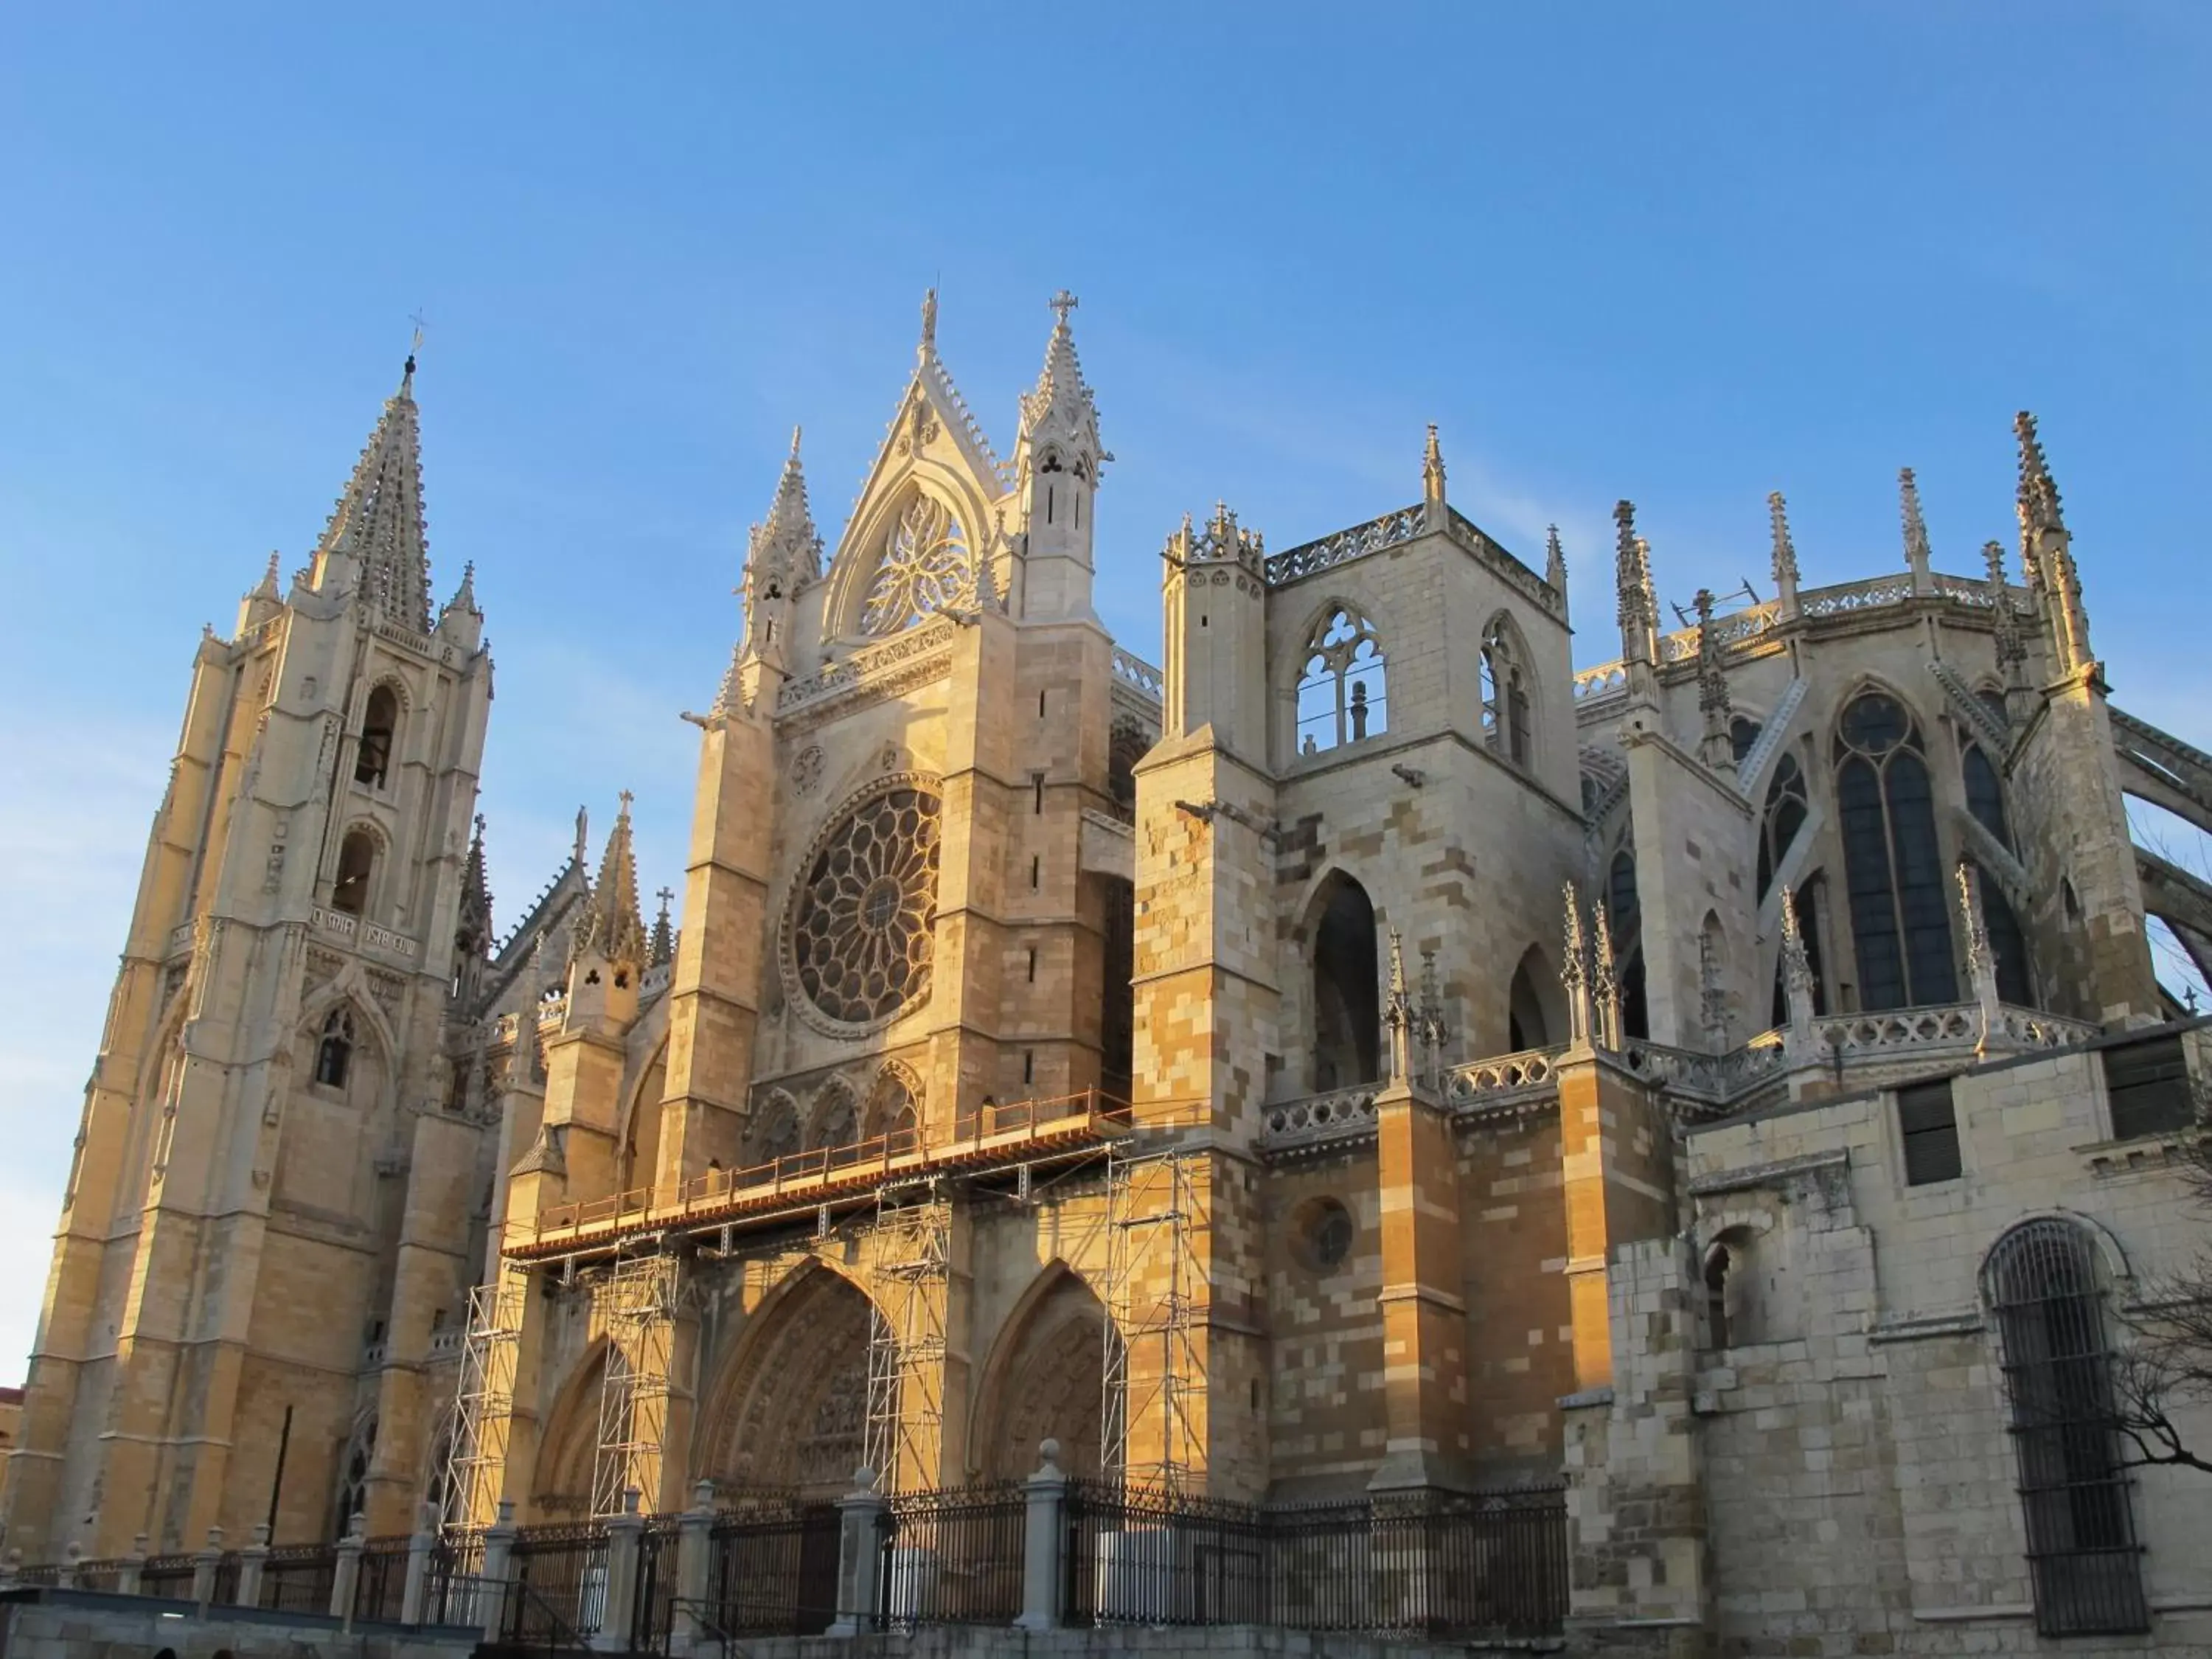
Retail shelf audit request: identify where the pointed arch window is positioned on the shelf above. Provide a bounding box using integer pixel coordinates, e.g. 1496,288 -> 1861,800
862,494 -> 970,636
315,1009 -> 355,1090
1295,608 -> 1388,755
333,830 -> 376,918
1607,849 -> 1649,1040
1835,692 -> 1956,1010
355,686 -> 399,787
1972,860 -> 2035,1005
334,1417 -> 377,1538
1311,874 -> 1380,1089
1730,715 -> 1763,767
1964,743 -> 2013,850
1983,1220 -> 2149,1636
1480,617 -> 1531,764
1758,751 -> 1809,902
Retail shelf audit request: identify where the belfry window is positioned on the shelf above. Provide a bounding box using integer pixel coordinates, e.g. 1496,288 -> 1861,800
314,1009 -> 355,1090
1834,692 -> 1956,1011
332,830 -> 376,918
1295,608 -> 1388,755
355,686 -> 398,787
1983,1220 -> 2149,1637
1479,616 -> 1531,765
1757,751 -> 1809,902
1310,874 -> 1380,1090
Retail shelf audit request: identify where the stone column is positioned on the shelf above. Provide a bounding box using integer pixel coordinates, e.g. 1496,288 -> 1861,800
190,1526 -> 223,1612
117,1535 -> 147,1596
400,1502 -> 437,1625
235,1523 -> 270,1607
672,1481 -> 716,1656
331,1514 -> 366,1629
1370,1078 -> 1469,1492
827,1467 -> 886,1638
1015,1440 -> 1068,1631
594,1489 -> 644,1653
479,1500 -> 518,1645
60,1542 -> 87,1590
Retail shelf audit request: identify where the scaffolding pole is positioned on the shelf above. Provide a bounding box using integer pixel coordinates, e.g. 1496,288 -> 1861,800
442,1270 -> 526,1531
864,1180 -> 950,1495
591,1251 -> 681,1517
1099,1131 -> 1206,1492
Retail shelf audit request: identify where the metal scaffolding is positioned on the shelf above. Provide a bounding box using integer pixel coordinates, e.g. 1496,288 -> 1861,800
1099,1130 -> 1206,1491
592,1251 -> 681,1517
864,1179 -> 951,1495
442,1270 -> 526,1531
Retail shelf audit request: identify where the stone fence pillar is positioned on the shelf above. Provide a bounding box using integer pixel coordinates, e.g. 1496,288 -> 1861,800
60,1543 -> 86,1590
191,1526 -> 224,1612
479,1500 -> 518,1644
672,1480 -> 716,1656
118,1535 -> 148,1596
1015,1440 -> 1068,1631
235,1524 -> 271,1607
331,1512 -> 366,1629
827,1466 -> 886,1638
594,1489 -> 644,1653
400,1503 -> 437,1625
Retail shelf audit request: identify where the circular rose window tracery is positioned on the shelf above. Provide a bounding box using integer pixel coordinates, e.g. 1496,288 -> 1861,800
789,783 -> 942,1028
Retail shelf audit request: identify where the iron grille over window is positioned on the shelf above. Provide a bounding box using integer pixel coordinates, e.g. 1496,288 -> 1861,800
1983,1220 -> 2149,1637
2102,1034 -> 2195,1142
1896,1077 -> 1961,1186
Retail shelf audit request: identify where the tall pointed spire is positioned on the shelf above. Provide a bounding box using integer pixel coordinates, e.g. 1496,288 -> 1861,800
457,814 -> 494,959
650,885 -> 675,970
316,355 -> 433,631
573,792 -> 647,969
748,425 -> 824,585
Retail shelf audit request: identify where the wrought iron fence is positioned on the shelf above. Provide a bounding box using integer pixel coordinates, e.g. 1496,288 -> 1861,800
704,1500 -> 840,1637
423,1532 -> 487,1627
258,1543 -> 336,1614
211,1554 -> 242,1606
504,1521 -> 611,1644
353,1536 -> 410,1623
138,1554 -> 196,1599
1062,1480 -> 1567,1638
71,1559 -> 127,1593
877,1481 -> 1025,1628
628,1517 -> 680,1652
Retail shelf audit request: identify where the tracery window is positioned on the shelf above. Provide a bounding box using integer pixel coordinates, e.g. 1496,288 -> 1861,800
1295,608 -> 1388,755
861,495 -> 971,636
1964,744 -> 2012,850
1834,692 -> 1956,1010
315,1009 -> 355,1090
1758,751 -> 1809,902
334,1418 -> 376,1537
788,785 -> 942,1027
1983,1220 -> 2149,1636
1480,617 -> 1531,764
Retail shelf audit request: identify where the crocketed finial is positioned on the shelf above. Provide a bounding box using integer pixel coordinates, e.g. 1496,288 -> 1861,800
1767,491 -> 1799,588
1422,423 -> 1446,505
1899,467 -> 1932,577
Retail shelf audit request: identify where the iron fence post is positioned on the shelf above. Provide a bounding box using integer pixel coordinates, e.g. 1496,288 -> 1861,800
480,1499 -> 518,1645
191,1526 -> 223,1613
236,1523 -> 270,1607
331,1513 -> 366,1628
827,1465 -> 886,1638
400,1503 -> 437,1625
1015,1439 -> 1068,1631
596,1488 -> 644,1654
672,1480 -> 715,1655
118,1535 -> 147,1597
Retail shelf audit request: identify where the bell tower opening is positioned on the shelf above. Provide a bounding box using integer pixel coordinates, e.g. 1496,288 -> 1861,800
1311,874 -> 1380,1090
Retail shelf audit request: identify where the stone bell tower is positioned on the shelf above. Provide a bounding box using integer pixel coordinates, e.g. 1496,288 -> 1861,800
6,353 -> 495,1557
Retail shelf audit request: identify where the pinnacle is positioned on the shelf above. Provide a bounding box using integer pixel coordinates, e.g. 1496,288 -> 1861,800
751,426 -> 822,580
577,793 -> 647,968
1899,467 -> 1931,568
1767,491 -> 1800,585
1020,289 -> 1099,442
318,368 -> 434,632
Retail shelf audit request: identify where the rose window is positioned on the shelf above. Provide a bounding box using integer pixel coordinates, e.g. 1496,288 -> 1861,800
790,785 -> 942,1026
861,495 -> 970,636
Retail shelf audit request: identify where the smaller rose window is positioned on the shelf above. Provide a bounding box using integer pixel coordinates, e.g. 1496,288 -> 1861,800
790,785 -> 942,1026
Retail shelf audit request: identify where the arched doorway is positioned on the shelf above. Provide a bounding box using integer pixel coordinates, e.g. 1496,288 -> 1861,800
973,1267 -> 1110,1481
1311,874 -> 1380,1091
700,1265 -> 874,1501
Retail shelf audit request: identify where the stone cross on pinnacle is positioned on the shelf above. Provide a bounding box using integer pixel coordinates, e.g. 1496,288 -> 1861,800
1050,290 -> 1078,324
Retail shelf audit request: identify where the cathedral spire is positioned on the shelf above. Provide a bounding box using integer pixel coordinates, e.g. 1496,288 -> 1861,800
748,425 -> 824,584
1018,290 -> 1103,458
315,355 -> 433,632
573,792 -> 647,970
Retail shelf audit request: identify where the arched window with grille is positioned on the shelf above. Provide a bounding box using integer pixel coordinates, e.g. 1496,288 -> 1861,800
1295,607 -> 1388,755
1983,1220 -> 2149,1637
314,1009 -> 355,1090
1834,692 -> 1956,1010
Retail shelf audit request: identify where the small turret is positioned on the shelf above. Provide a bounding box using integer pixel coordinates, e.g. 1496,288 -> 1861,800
1160,502 -> 1267,757
1014,291 -> 1105,622
737,427 -> 821,686
568,792 -> 647,1026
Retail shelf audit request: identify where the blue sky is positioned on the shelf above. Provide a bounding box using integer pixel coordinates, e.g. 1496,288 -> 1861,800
1,4 -> 2208,1374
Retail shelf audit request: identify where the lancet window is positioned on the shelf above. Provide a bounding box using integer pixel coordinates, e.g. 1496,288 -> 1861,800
861,494 -> 971,636
332,830 -> 377,918
314,1009 -> 355,1090
355,685 -> 398,787
1295,607 -> 1388,755
1964,743 -> 2013,850
1479,616 -> 1531,764
1310,874 -> 1380,1089
1834,692 -> 1956,1011
1983,1220 -> 2149,1636
1608,849 -> 1649,1040
1758,751 -> 1809,902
